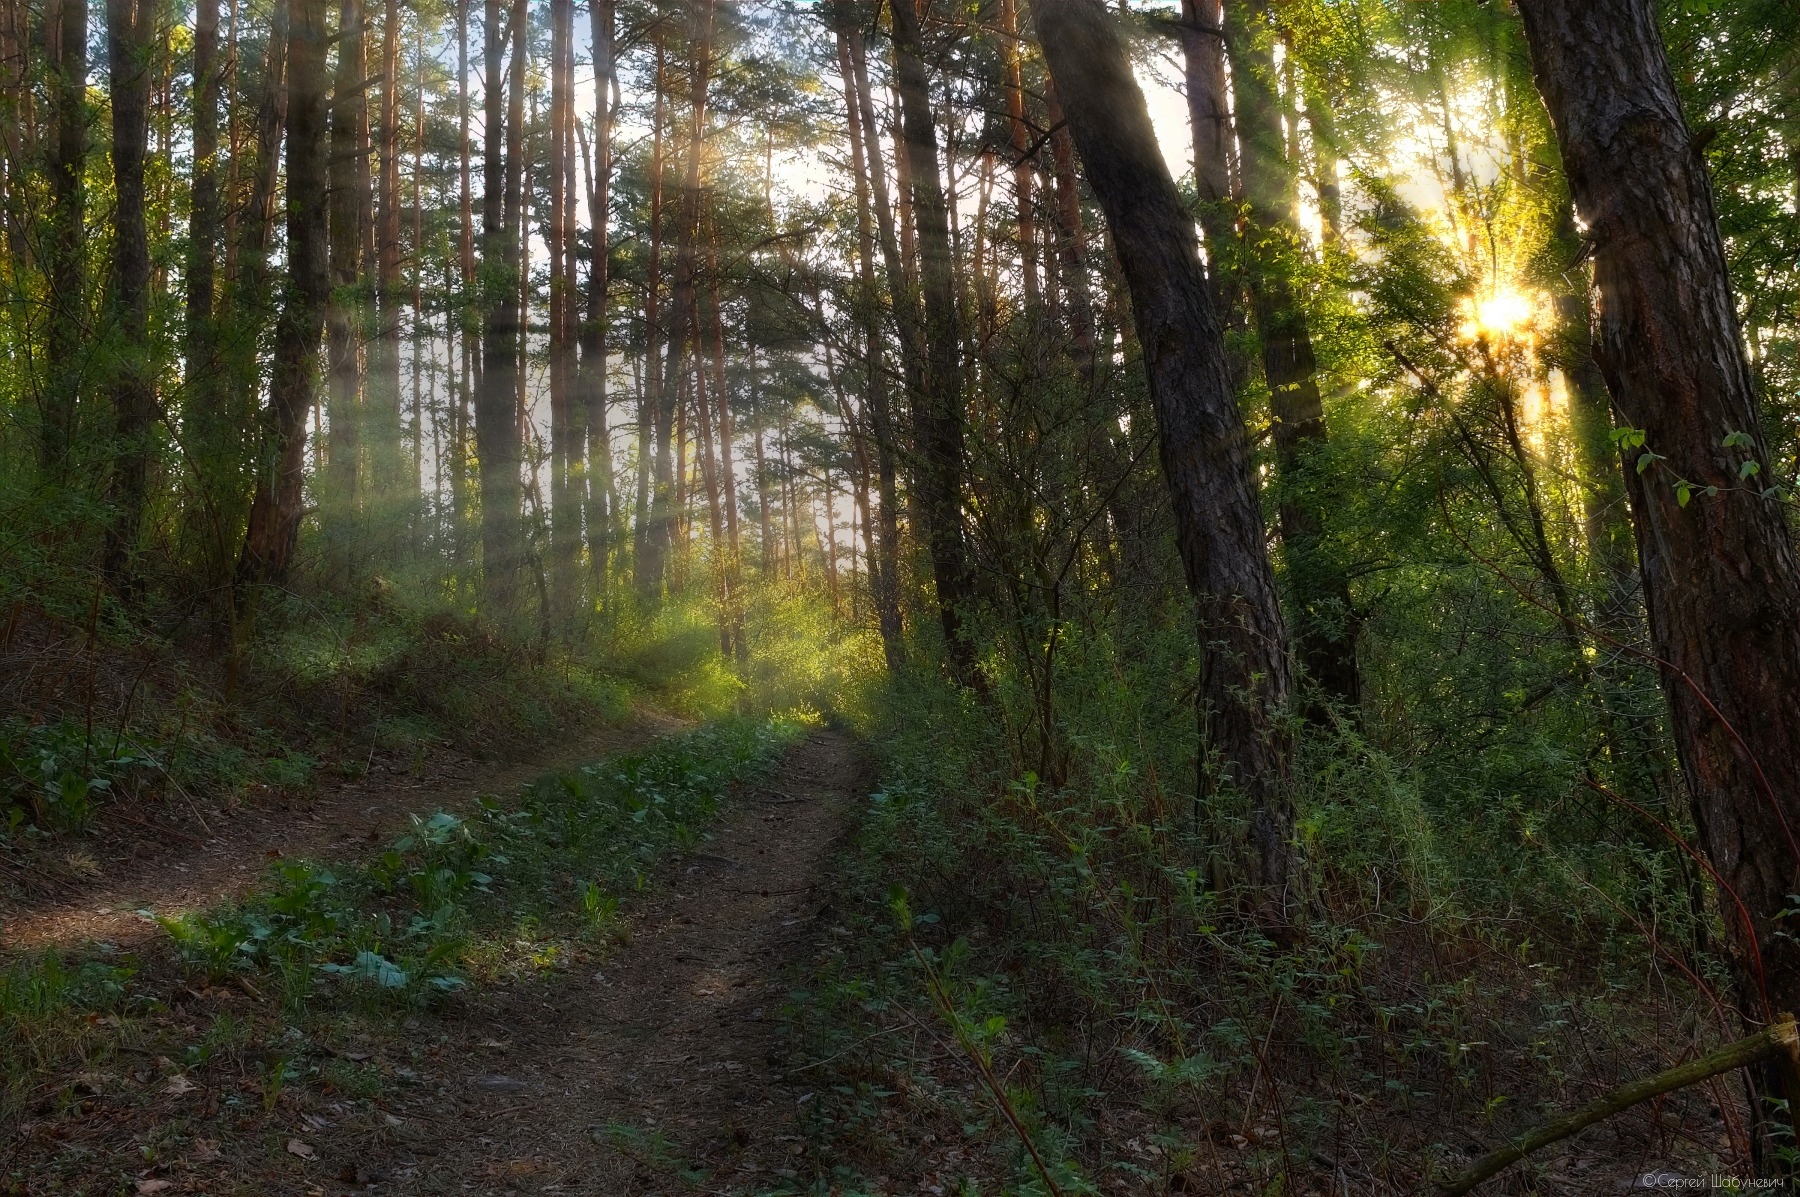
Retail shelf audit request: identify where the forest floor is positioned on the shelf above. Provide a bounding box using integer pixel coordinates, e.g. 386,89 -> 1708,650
0,704 -> 690,954
2,722 -> 860,1196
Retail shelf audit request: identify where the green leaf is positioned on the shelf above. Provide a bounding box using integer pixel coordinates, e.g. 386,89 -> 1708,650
1740,460 -> 1761,479
1676,481 -> 1692,507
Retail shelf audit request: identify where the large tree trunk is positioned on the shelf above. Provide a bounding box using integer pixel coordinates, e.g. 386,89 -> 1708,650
1228,1 -> 1358,713
104,0 -> 157,588
890,0 -> 978,686
646,0 -> 712,600
1518,0 -> 1800,1082
1034,0 -> 1296,911
184,0 -> 222,485
368,0 -> 405,513
580,0 -> 616,593
547,0 -> 578,623
325,0 -> 366,553
238,0 -> 328,585
635,30 -> 670,594
43,0 -> 88,478
476,0 -> 523,614
834,22 -> 904,671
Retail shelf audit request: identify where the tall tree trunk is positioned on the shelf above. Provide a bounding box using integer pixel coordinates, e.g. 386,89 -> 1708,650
1518,0 -> 1800,1110
580,0 -> 616,593
890,0 -> 978,685
1229,0 -> 1358,712
635,30 -> 669,592
238,0 -> 328,585
185,0 -> 223,507
834,23 -> 904,669
646,0 -> 712,599
998,0 -> 1036,311
477,0 -> 523,614
104,0 -> 157,586
369,0 -> 405,513
325,0 -> 366,554
43,0 -> 88,478
1036,0 -> 1296,911
547,0 -> 578,622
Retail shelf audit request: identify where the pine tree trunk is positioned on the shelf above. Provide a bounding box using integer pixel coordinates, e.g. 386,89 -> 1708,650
477,0 -> 523,614
836,22 -> 906,669
1229,1 -> 1358,712
636,31 -> 670,594
580,0 -> 616,593
238,0 -> 328,585
998,0 -> 1036,311
369,0 -> 405,513
548,0 -> 578,622
1518,0 -> 1800,1070
104,0 -> 157,587
185,0 -> 223,492
43,0 -> 88,478
890,0 -> 978,685
325,0 -> 366,553
1036,0 -> 1296,912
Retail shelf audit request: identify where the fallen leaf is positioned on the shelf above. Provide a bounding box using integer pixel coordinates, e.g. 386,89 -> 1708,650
162,1075 -> 198,1096
192,1139 -> 221,1163
286,1139 -> 316,1161
135,1181 -> 174,1195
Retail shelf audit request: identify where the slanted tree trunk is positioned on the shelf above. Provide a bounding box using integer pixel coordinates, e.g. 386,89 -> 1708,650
1517,0 -> 1800,1105
1035,0 -> 1297,911
1228,0 -> 1358,713
890,0 -> 979,686
104,0 -> 157,587
477,0 -> 523,614
238,0 -> 328,585
43,0 -> 88,478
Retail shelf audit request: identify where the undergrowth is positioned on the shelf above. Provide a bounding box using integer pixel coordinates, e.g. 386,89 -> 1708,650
777,648 -> 1733,1196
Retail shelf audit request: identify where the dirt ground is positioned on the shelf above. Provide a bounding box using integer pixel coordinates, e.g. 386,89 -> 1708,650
3,726 -> 863,1197
0,706 -> 688,953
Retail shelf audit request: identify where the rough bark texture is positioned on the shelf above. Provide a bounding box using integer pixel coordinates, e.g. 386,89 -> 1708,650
1035,0 -> 1296,908
325,0 -> 366,541
369,0 -> 405,509
1228,1 -> 1358,713
890,0 -> 978,686
1517,0 -> 1800,1029
548,0 -> 578,621
104,0 -> 157,585
477,0 -> 522,614
238,0 -> 328,585
43,0 -> 87,476
184,0 -> 222,453
581,0 -> 616,590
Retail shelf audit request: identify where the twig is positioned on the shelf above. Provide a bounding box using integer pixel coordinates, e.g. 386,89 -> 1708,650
1437,1014 -> 1799,1196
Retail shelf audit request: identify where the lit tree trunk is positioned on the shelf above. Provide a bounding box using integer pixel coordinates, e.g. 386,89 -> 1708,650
890,0 -> 978,685
325,0 -> 366,551
238,0 -> 328,585
835,22 -> 905,670
750,348 -> 774,575
705,229 -> 744,657
43,0 -> 88,477
1518,0 -> 1800,1080
477,0 -> 523,613
999,0 -> 1036,311
1036,0 -> 1296,910
104,0 -> 157,586
1229,0 -> 1358,712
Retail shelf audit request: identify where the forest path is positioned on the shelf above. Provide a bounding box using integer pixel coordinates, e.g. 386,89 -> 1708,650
313,728 -> 859,1195
0,705 -> 688,953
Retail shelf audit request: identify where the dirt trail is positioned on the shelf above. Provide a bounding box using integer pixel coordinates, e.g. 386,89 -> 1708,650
0,707 -> 687,953
343,729 -> 860,1195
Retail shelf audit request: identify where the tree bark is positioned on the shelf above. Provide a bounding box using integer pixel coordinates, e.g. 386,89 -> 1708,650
1519,0 -> 1800,1044
43,0 -> 88,478
185,0 -> 222,477
1228,0 -> 1358,713
580,0 -> 617,593
325,0 -> 366,552
369,0 -> 405,511
104,0 -> 158,587
1035,0 -> 1296,911
548,0 -> 578,623
477,0 -> 523,614
238,0 -> 328,585
890,0 -> 979,686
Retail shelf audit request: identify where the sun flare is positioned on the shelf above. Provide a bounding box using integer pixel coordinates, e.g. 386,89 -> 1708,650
1460,287 -> 1540,343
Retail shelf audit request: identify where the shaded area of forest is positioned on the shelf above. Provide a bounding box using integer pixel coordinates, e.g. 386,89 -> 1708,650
4,0 -> 1800,1190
